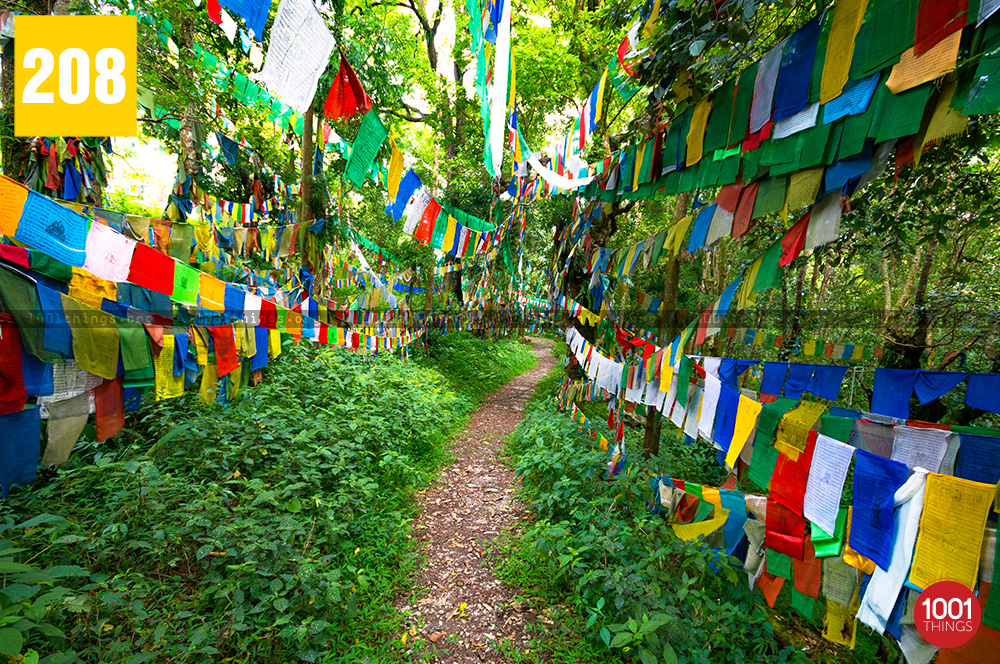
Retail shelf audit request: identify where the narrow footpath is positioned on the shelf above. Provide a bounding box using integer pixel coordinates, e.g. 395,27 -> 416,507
395,337 -> 557,663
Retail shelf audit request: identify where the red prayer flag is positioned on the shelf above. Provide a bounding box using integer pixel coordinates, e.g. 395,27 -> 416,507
770,431 -> 817,516
779,211 -> 810,267
756,570 -> 785,608
93,376 -> 124,442
0,314 -> 27,415
765,498 -> 807,559
731,182 -> 759,238
914,0 -> 968,55
259,300 -> 277,329
206,0 -> 223,25
617,38 -> 636,76
207,325 -> 238,377
415,199 -> 441,245
743,121 -> 772,152
793,537 -> 822,598
127,243 -> 175,295
323,52 -> 373,121
715,182 -> 743,212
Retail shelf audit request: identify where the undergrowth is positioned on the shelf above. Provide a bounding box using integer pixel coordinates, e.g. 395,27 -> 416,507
499,343 -> 798,664
0,332 -> 535,663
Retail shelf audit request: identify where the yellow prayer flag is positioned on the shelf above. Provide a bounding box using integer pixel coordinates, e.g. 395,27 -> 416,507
199,273 -> 226,313
154,334 -> 185,401
268,329 -> 282,359
686,98 -> 712,166
664,215 -> 693,258
774,400 -> 826,460
387,136 -> 404,202
726,395 -> 763,469
286,308 -> 302,336
0,176 -> 29,235
735,258 -> 762,311
782,168 -> 823,220
632,141 -> 646,192
886,30 -> 961,95
820,0 -> 869,103
908,473 -> 996,590
199,363 -> 219,403
659,349 -> 674,394
595,68 -> 609,123
822,591 -> 860,649
642,0 -> 662,40
69,267 -> 116,308
672,506 -> 729,541
916,77 -> 968,164
193,224 -> 219,259
803,339 -> 817,356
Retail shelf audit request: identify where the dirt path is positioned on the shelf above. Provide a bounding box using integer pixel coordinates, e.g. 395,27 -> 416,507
395,337 -> 556,663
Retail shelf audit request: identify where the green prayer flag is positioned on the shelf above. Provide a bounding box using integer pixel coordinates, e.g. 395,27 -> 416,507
985,525 -> 1000,629
730,63 -> 758,147
704,79 -> 735,155
766,548 -> 792,579
850,0 -> 919,79
871,82 -> 933,143
118,319 -> 154,388
752,176 -> 787,218
811,508 -> 848,557
173,264 -> 200,305
790,589 -> 819,622
30,252 -> 73,283
344,110 -> 388,188
808,12 -> 833,103
819,415 -> 855,443
676,354 -> 693,409
638,138 -> 654,185
608,58 -> 641,102
752,240 -> 783,293
430,210 -> 449,249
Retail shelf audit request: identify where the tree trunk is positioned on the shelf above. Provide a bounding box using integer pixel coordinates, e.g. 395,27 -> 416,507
643,192 -> 688,459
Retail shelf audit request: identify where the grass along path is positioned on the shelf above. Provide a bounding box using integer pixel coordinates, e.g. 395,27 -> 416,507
394,337 -> 556,663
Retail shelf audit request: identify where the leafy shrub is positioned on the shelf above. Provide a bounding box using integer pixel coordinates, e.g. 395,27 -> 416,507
1,333 -> 536,662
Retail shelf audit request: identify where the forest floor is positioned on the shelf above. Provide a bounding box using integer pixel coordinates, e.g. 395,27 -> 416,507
395,336 -> 557,663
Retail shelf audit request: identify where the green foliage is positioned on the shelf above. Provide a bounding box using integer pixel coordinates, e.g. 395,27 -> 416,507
0,515 -> 87,664
502,369 -> 796,664
2,334 -> 536,662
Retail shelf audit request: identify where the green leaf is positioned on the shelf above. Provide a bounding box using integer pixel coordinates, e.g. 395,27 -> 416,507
663,642 -> 678,664
639,648 -> 657,664
283,497 -> 302,513
145,422 -> 196,456
610,632 -> 632,648
0,562 -> 33,574
0,628 -> 23,656
600,627 -> 611,647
